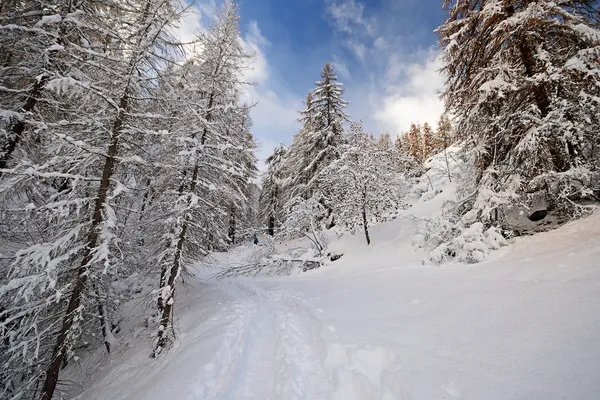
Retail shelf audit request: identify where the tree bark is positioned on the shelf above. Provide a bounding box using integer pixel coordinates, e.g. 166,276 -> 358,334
267,215 -> 275,237
362,190 -> 371,246
40,93 -> 129,400
228,206 -> 236,244
0,76 -> 48,177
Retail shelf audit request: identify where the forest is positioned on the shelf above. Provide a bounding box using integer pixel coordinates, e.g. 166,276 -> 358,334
1,0 -> 599,399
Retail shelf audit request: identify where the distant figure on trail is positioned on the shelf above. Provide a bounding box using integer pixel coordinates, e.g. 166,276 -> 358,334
253,233 -> 259,246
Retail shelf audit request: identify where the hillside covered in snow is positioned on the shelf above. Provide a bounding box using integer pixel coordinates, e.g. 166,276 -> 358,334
65,165 -> 600,399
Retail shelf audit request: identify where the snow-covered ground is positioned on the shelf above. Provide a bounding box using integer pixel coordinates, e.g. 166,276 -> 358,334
67,154 -> 600,400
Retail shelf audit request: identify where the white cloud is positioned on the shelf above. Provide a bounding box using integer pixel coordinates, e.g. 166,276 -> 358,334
332,56 -> 351,79
326,0 -> 374,35
326,0 -> 375,62
240,21 -> 270,85
237,22 -> 302,162
374,53 -> 445,134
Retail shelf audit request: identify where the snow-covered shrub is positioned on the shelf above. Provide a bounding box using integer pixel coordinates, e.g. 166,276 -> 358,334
428,222 -> 506,264
415,199 -> 507,264
279,196 -> 328,255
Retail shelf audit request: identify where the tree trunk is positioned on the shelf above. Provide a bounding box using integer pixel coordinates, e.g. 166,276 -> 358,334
152,93 -> 214,357
92,282 -> 111,354
228,206 -> 236,244
362,191 -> 371,246
267,215 -> 275,237
151,161 -> 199,357
39,93 -> 128,400
0,76 -> 48,177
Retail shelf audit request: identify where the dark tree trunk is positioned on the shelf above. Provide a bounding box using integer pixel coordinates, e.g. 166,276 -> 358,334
0,76 -> 48,177
40,93 -> 128,400
152,161 -> 199,357
228,207 -> 236,244
267,215 -> 275,237
92,282 -> 111,354
362,192 -> 371,245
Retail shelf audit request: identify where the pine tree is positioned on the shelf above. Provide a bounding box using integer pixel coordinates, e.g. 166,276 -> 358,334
258,145 -> 287,236
438,0 -> 600,226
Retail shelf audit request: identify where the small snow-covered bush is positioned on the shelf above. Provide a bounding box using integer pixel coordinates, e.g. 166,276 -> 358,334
427,222 -> 506,264
415,199 -> 507,264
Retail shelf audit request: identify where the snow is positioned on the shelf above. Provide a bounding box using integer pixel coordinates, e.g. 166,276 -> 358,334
65,165 -> 600,399
35,14 -> 62,27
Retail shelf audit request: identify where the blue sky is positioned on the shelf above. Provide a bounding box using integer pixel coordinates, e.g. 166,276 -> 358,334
182,0 -> 447,162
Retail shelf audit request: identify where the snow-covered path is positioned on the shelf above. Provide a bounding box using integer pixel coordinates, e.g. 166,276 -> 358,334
73,212 -> 600,400
179,279 -> 404,400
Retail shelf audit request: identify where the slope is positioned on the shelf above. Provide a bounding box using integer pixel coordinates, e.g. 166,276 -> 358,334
67,151 -> 600,400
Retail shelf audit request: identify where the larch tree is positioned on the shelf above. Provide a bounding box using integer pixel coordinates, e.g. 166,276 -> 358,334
0,0 -> 187,397
258,145 -> 288,236
422,122 -> 436,161
436,113 -> 454,149
151,0 -> 257,357
438,0 -> 600,227
283,63 -> 349,203
320,121 -> 406,245
406,123 -> 423,162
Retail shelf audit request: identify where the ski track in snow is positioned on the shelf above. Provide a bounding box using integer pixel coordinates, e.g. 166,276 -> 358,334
190,279 -> 406,400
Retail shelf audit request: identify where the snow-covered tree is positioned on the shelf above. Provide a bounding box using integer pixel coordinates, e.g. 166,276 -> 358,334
258,145 -> 287,236
321,121 -> 406,245
278,196 -> 328,255
283,63 -> 349,201
151,1 -> 257,357
435,113 -> 454,149
0,0 -> 187,397
438,0 -> 600,227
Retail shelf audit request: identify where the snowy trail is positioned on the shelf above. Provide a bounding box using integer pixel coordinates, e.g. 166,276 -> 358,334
194,280 -> 404,400
70,211 -> 600,400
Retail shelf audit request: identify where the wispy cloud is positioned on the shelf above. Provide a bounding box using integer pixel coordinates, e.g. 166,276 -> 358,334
324,0 -> 445,135
326,0 -> 374,36
238,21 -> 302,161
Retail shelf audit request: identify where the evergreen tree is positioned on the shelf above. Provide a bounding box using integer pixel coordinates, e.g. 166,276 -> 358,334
438,0 -> 600,226
284,63 -> 349,201
258,145 -> 287,236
